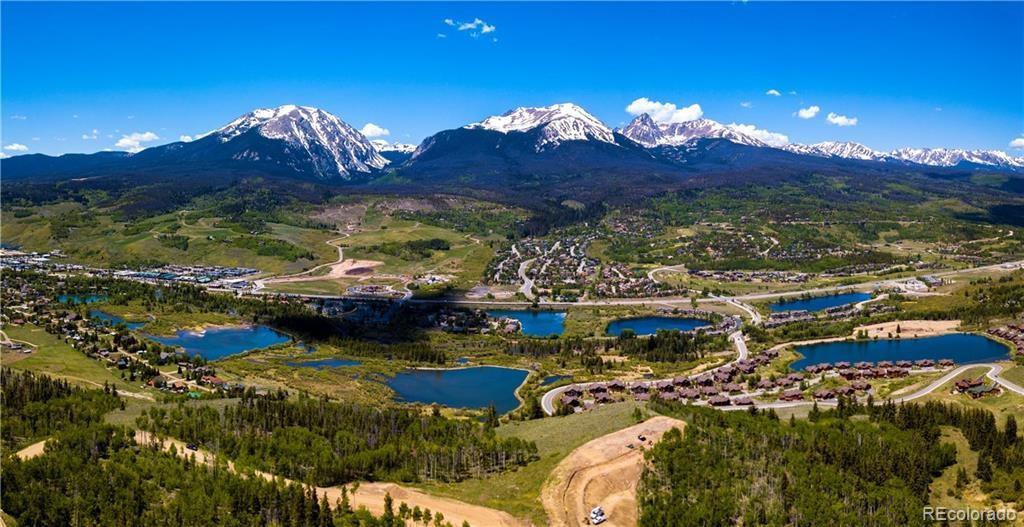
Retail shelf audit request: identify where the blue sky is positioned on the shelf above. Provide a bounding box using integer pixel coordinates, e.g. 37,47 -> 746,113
2,2 -> 1023,157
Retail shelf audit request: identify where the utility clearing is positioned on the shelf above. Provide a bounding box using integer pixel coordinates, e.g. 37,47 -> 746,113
541,416 -> 684,527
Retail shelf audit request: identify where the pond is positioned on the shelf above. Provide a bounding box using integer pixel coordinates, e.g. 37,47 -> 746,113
148,325 -> 291,361
58,294 -> 107,305
286,358 -> 362,369
387,366 -> 529,415
88,310 -> 147,330
606,316 -> 709,336
540,374 -> 572,386
769,292 -> 872,312
486,310 -> 566,337
791,333 -> 1010,371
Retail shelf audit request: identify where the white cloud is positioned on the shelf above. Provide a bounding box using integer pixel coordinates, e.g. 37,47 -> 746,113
739,101 -> 753,109
360,123 -> 390,138
446,18 -> 496,37
1009,137 -> 1024,150
625,97 -> 703,124
4,143 -> 29,152
179,135 -> 194,143
788,90 -> 797,96
10,114 -> 27,120
765,89 -> 781,97
114,131 -> 159,153
437,33 -> 447,38
0,152 -> 9,159
727,123 -> 790,147
82,129 -> 99,140
796,105 -> 820,119
826,112 -> 858,127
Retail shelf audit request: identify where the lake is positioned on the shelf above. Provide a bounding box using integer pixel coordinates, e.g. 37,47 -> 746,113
606,316 -> 710,336
791,333 -> 1010,371
148,325 -> 291,361
487,310 -> 566,337
387,366 -> 529,414
769,292 -> 872,312
89,310 -> 147,330
286,358 -> 362,369
59,294 -> 107,305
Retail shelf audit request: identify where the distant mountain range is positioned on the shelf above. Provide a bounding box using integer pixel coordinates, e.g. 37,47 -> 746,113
5,103 -> 1024,188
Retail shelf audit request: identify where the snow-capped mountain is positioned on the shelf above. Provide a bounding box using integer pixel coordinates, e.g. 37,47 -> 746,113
371,140 -> 417,154
464,103 -> 616,151
619,114 -> 768,148
890,148 -> 1024,169
782,141 -> 890,161
206,105 -> 387,178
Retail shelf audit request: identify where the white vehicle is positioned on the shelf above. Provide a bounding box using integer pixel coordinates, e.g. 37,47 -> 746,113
590,506 -> 607,525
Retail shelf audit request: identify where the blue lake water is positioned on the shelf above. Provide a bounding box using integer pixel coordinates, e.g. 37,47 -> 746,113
59,294 -> 107,305
540,374 -> 572,386
769,292 -> 872,312
791,333 -> 1010,371
286,358 -> 362,369
88,310 -> 147,330
606,316 -> 710,336
487,310 -> 566,337
148,325 -> 291,361
387,366 -> 529,414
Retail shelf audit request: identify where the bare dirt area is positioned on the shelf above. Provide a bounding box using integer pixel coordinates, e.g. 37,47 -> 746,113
858,319 -> 961,339
135,430 -> 528,527
541,416 -> 684,527
16,439 -> 48,460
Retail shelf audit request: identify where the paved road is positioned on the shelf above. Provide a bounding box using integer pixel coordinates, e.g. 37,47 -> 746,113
541,330 -> 749,415
518,258 -> 537,301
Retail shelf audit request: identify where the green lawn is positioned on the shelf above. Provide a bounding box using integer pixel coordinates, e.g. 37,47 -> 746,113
418,401 -> 642,525
2,324 -> 135,391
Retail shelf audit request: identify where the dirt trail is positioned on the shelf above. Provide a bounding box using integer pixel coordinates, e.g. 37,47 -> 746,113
134,431 -> 528,527
541,416 -> 684,527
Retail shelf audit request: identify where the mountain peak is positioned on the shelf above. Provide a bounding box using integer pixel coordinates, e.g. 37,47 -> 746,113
619,115 -> 767,148
465,103 -> 615,150
210,105 -> 387,178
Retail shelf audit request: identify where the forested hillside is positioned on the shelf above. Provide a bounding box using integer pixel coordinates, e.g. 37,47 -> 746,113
138,390 -> 538,486
638,402 -> 1023,526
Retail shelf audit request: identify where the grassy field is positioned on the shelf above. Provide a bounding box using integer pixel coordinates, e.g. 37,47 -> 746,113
341,218 -> 495,286
1,204 -> 338,274
417,401 -> 643,525
927,426 -> 1023,515
95,301 -> 240,335
1,324 -> 136,391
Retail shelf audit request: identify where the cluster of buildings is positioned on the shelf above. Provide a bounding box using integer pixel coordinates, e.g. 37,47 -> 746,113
988,324 -> 1024,355
113,265 -> 258,287
593,262 -> 685,298
559,347 -> 786,411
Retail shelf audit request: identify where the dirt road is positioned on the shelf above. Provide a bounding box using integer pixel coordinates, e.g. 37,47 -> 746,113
541,416 -> 684,527
134,430 -> 528,527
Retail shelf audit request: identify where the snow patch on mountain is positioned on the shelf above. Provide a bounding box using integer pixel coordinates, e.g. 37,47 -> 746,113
890,148 -> 1024,168
371,140 -> 417,154
619,114 -> 769,147
782,141 -> 889,161
465,103 -> 616,151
